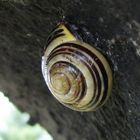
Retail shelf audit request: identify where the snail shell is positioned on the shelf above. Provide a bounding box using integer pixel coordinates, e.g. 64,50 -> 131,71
42,22 -> 113,112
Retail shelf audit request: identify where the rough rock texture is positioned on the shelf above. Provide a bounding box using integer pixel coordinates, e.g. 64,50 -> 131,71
0,0 -> 140,140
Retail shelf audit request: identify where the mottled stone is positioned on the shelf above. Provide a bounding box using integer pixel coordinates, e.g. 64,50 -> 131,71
0,0 -> 140,140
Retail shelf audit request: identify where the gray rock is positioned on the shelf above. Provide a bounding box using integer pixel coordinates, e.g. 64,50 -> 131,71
0,0 -> 140,140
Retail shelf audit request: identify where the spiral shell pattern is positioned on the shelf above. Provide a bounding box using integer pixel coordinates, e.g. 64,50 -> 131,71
42,23 -> 113,111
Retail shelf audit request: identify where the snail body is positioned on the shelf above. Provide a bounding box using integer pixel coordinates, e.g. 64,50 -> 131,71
42,22 -> 113,112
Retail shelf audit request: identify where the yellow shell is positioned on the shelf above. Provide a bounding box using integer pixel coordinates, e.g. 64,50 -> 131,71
42,23 -> 113,112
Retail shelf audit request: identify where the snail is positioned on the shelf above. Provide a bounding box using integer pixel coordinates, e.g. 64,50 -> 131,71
41,22 -> 113,112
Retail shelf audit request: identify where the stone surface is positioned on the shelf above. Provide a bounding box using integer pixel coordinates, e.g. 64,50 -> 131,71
0,0 -> 140,140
